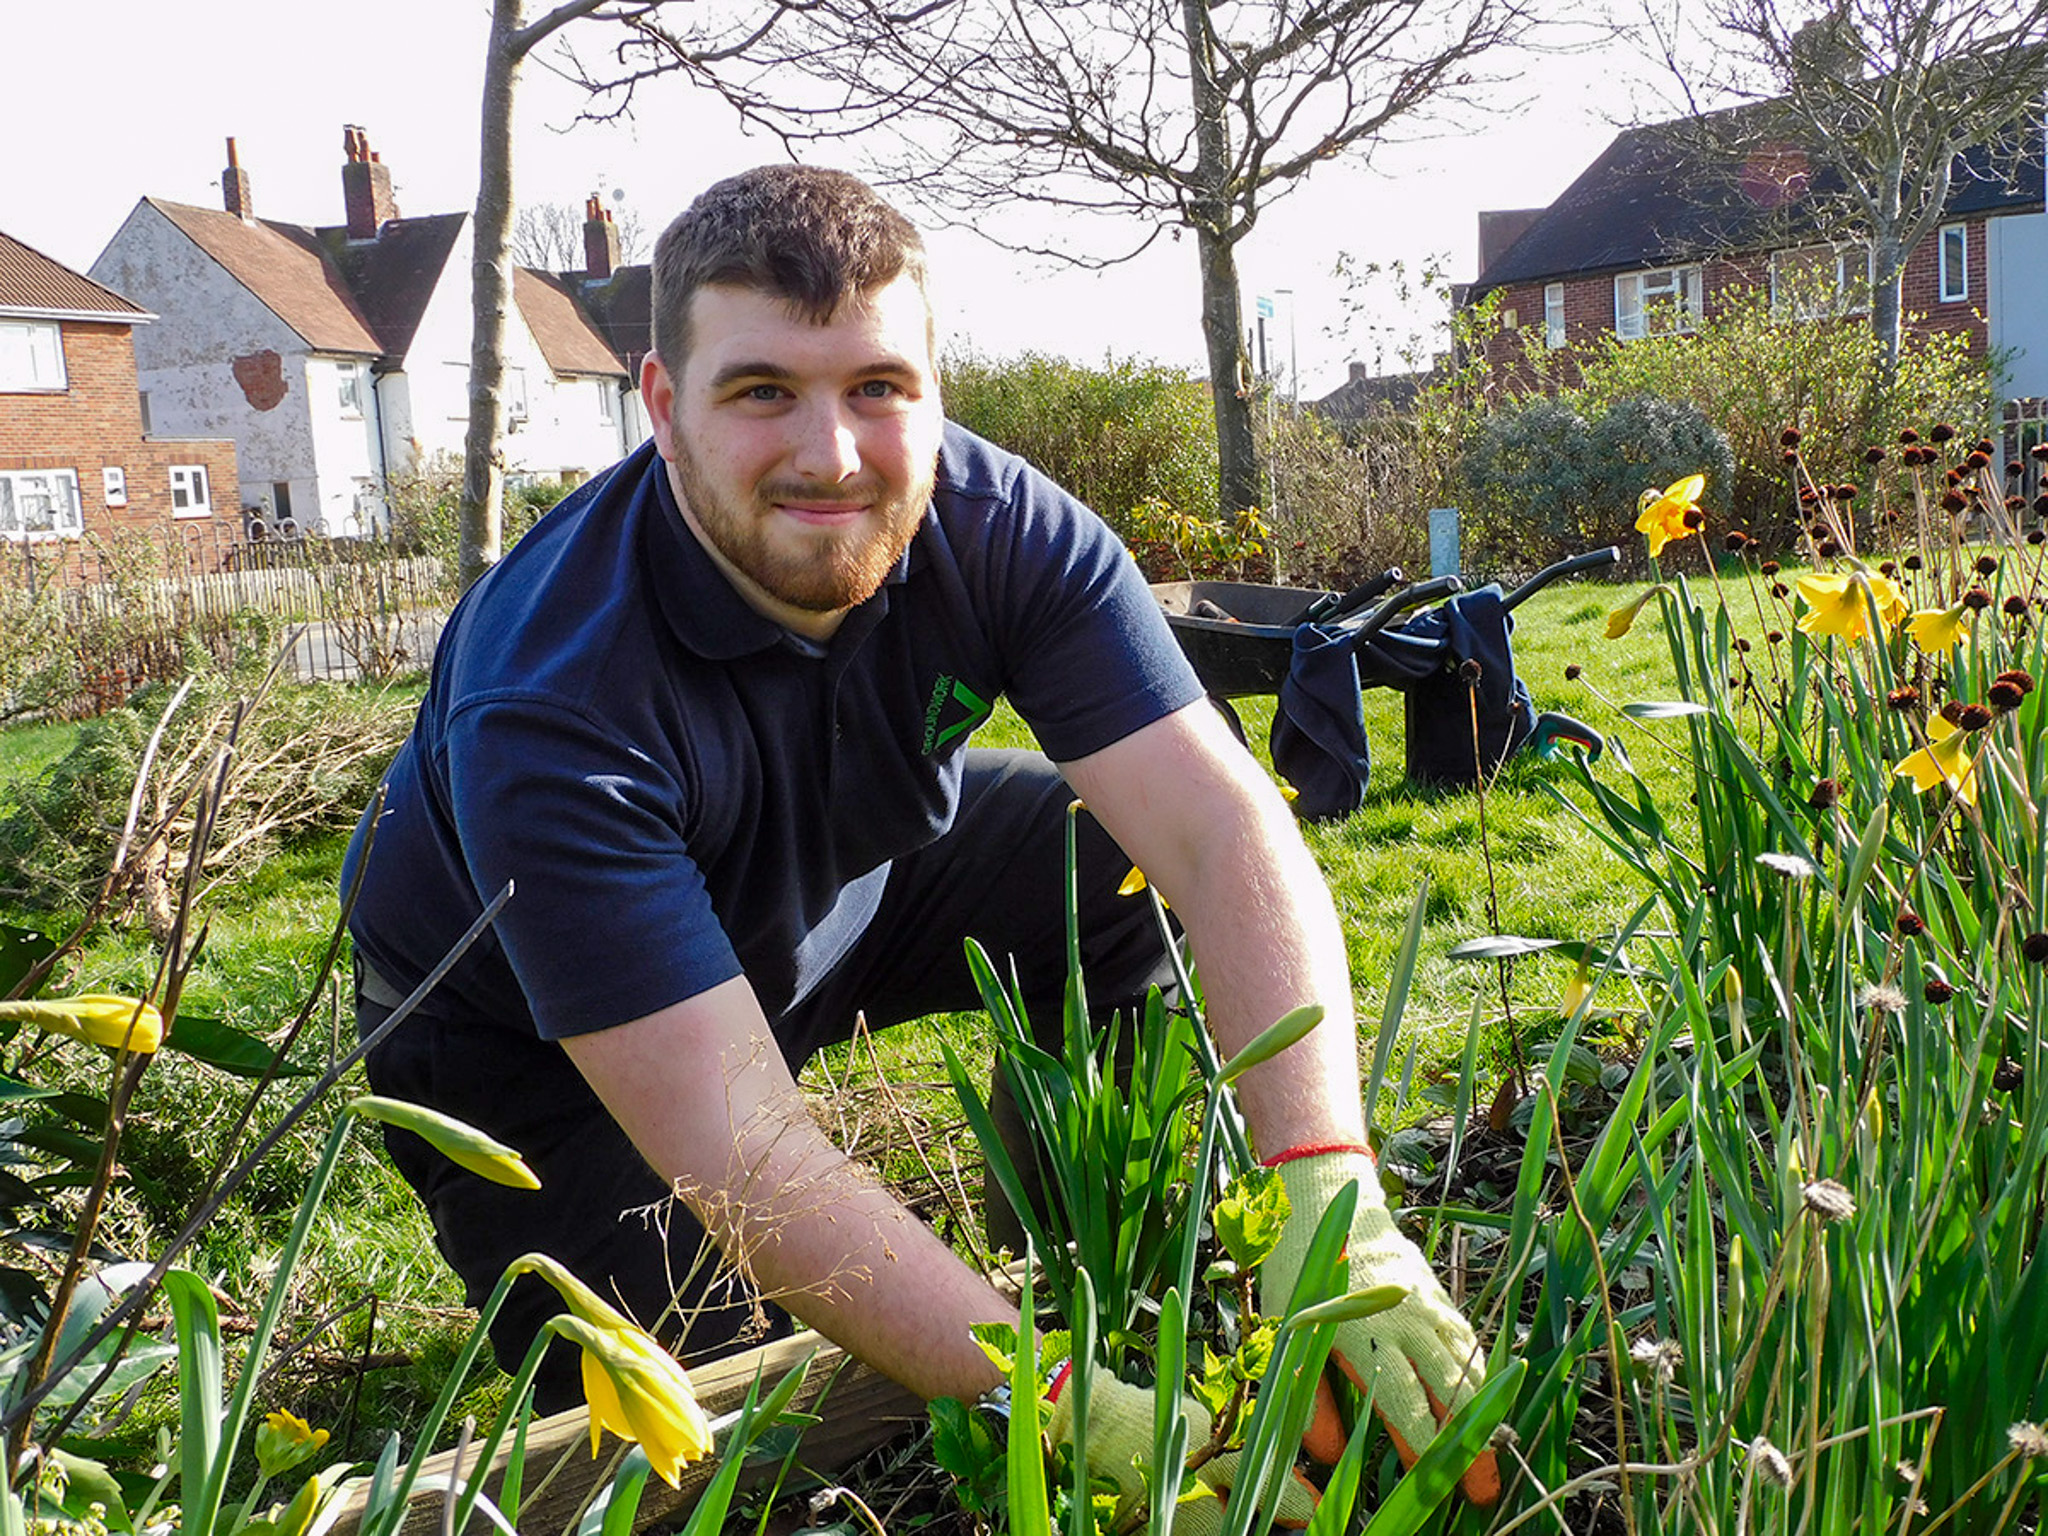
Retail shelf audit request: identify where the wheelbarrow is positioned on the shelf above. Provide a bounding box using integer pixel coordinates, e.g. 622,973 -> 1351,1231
1152,549 -> 1618,819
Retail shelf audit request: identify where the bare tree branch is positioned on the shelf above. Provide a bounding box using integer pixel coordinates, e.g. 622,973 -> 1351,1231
562,0 -> 1545,511
1637,0 -> 2048,383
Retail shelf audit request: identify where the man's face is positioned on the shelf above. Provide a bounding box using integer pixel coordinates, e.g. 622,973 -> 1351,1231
643,276 -> 943,619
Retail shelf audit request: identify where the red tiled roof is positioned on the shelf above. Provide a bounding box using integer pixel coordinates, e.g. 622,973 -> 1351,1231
515,267 -> 629,377
149,198 -> 383,354
0,228 -> 150,318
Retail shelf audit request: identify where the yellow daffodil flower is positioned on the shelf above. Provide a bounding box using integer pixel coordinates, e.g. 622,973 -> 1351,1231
1906,603 -> 1971,653
1895,713 -> 1979,807
514,1253 -> 713,1487
1795,571 -> 1906,642
1606,584 -> 1672,640
0,994 -> 163,1054
1636,474 -> 1706,558
347,1096 -> 540,1189
548,1315 -> 713,1487
255,1409 -> 330,1479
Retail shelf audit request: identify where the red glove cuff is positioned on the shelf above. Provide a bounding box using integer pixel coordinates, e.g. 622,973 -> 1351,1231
1261,1141 -> 1376,1170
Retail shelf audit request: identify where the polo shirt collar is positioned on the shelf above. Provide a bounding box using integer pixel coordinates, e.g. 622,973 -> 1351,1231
638,444 -> 924,661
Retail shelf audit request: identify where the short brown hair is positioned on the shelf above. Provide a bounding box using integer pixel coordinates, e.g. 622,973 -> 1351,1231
650,165 -> 930,367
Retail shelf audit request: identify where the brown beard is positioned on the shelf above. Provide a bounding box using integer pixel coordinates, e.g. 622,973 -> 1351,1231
669,430 -> 933,613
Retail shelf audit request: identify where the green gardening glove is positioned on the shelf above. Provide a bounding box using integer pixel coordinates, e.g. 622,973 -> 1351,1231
1256,1144 -> 1501,1506
1045,1361 -> 1318,1536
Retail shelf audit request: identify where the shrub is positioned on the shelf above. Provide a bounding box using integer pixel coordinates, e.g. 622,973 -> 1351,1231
1458,392 -> 1735,572
384,453 -> 565,581
941,350 -> 1220,548
1257,407 -> 1435,588
0,676 -> 411,927
1562,283 -> 1990,545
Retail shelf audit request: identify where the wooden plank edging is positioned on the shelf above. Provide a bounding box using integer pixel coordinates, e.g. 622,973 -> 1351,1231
326,1328 -> 926,1536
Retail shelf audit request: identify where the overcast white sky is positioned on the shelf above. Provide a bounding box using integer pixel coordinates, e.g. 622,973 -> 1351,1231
4,1 -> 1676,399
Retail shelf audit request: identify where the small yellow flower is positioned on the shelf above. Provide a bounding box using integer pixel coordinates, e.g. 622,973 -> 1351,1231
0,994 -> 163,1054
1606,584 -> 1672,640
1636,474 -> 1706,558
255,1408 -> 330,1478
1895,713 -> 1979,807
1795,571 -> 1905,642
347,1096 -> 540,1189
1905,603 -> 1971,653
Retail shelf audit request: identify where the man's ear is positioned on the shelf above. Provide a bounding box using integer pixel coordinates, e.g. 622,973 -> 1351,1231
642,352 -> 680,462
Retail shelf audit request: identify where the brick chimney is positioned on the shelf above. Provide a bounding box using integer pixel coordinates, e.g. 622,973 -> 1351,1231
342,125 -> 398,240
583,194 -> 621,279
222,137 -> 253,219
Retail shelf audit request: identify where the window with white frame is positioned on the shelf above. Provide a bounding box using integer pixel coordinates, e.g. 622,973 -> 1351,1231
0,469 -> 83,538
1544,283 -> 1566,348
505,366 -> 529,425
0,321 -> 67,391
336,360 -> 365,417
169,465 -> 212,518
596,379 -> 614,423
103,467 -> 127,506
1614,265 -> 1703,339
1939,224 -> 1969,302
1770,242 -> 1872,320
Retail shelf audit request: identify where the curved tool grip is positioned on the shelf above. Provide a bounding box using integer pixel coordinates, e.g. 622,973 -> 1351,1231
1502,546 -> 1623,611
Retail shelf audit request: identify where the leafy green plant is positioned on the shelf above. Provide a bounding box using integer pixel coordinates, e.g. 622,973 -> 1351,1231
1461,438 -> 2048,1530
942,350 -> 1221,538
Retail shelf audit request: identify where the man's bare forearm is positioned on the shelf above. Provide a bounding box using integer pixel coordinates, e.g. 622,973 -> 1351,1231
563,987 -> 1014,1402
695,1099 -> 1016,1400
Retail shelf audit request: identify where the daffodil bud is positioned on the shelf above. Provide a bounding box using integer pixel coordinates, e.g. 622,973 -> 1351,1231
271,1472 -> 324,1536
347,1096 -> 540,1189
0,994 -> 163,1054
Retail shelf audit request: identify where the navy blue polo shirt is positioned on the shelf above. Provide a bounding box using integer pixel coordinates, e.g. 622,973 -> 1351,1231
341,424 -> 1204,1042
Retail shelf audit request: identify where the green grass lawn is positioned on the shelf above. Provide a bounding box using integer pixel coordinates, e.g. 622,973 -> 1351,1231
0,570 -> 1692,1462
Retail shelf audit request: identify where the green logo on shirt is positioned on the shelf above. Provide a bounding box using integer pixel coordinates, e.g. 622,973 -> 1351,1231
921,673 -> 993,753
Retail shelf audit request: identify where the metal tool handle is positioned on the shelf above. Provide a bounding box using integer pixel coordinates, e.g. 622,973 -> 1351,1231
1291,567 -> 1405,627
1351,573 -> 1465,643
1501,546 -> 1622,611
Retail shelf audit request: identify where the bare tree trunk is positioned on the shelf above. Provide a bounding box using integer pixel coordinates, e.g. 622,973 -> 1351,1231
1179,0 -> 1259,517
1870,232 -> 1906,393
460,0 -> 522,593
1197,228 -> 1259,515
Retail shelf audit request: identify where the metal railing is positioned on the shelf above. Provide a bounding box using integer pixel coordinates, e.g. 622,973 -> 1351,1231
1,523 -> 452,716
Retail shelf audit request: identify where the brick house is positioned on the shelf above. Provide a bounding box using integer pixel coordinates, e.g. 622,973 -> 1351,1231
1465,108 -> 2048,453
91,132 -> 639,538
1,228 -> 237,567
